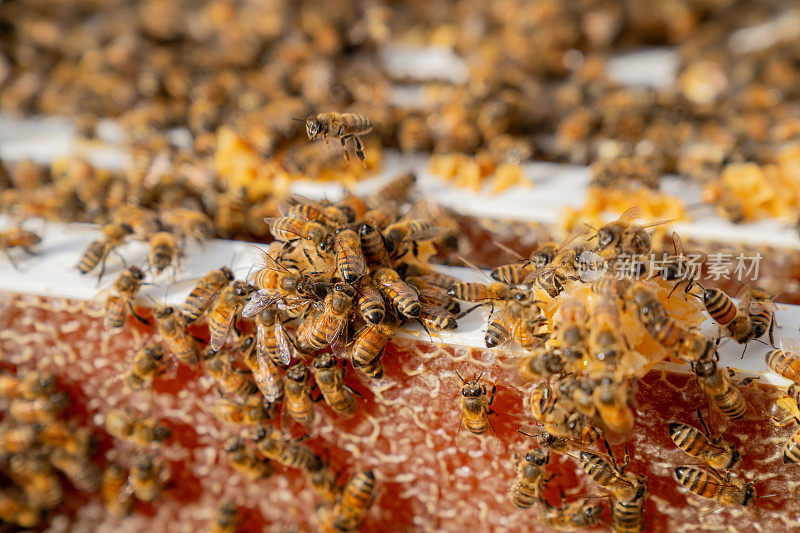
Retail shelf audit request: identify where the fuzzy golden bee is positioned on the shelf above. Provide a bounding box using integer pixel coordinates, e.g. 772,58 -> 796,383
0,225 -> 41,269
154,304 -> 200,365
456,372 -> 496,437
181,266 -> 234,322
252,427 -> 322,471
351,315 -> 400,379
312,354 -> 357,418
103,265 -> 148,330
48,447 -> 101,491
214,393 -> 274,426
147,231 -> 180,277
105,409 -> 172,447
508,445 -> 549,509
372,267 -> 420,319
694,358 -> 747,420
8,392 -> 69,423
102,463 -> 133,516
130,454 -> 162,502
224,437 -> 274,479
76,221 -> 132,280
302,112 -> 374,163
124,343 -> 165,391
208,281 -> 255,351
669,409 -> 740,471
203,343 -> 258,398
284,362 -> 316,425
333,470 -> 377,532
540,494 -> 604,531
771,385 -> 800,463
212,502 -> 240,533
297,282 -> 355,353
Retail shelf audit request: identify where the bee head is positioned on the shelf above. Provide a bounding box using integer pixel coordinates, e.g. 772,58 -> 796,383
234,281 -> 255,297
333,282 -> 356,299
305,117 -> 323,140
129,266 -> 146,280
596,227 -> 615,249
461,381 -> 483,397
220,266 -> 235,282
524,448 -> 547,465
313,355 -> 336,370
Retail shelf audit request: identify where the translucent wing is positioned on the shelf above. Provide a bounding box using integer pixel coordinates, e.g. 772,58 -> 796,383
242,289 -> 281,318
672,231 -> 684,256
326,318 -> 349,358
255,352 -> 281,403
617,206 -> 643,223
274,320 -> 294,366
210,313 -> 235,352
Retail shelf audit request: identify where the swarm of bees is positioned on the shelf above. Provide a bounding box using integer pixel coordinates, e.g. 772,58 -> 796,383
0,370 -> 100,527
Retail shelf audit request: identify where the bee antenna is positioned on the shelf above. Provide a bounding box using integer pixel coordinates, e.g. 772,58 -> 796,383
416,319 -> 433,343
741,444 -> 755,459
455,370 -> 466,383
290,117 -> 306,123
476,371 -> 484,382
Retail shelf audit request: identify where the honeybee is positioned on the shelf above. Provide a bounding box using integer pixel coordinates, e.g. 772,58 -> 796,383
48,447 -> 101,491
209,281 -> 255,351
540,495 -> 604,531
130,454 -> 162,502
284,362 -> 316,425
213,502 -> 240,533
264,216 -> 333,253
112,205 -> 162,240
556,297 -> 589,361
77,221 -> 132,280
224,437 -> 274,479
154,304 -> 199,365
592,206 -> 665,258
0,423 -> 37,453
749,287 -> 776,346
8,455 -> 63,508
372,267 -> 420,318
102,463 -> 133,516
180,266 -> 235,322
245,246 -> 318,312
298,283 -> 355,353
203,345 -> 258,398
306,463 -> 340,504
0,371 -> 55,399
160,207 -> 215,244
508,445 -> 549,509
302,112 -> 374,163
333,470 -> 376,532
38,420 -> 95,456
490,239 -> 563,285
0,488 -> 42,527
594,379 -> 635,436
103,265 -> 148,330
694,358 -> 747,420
334,228 -> 367,283
214,393 -> 274,426
673,466 -> 756,509
9,392 -> 68,422
383,219 -> 445,258
484,289 -> 546,349
700,286 -> 756,345
579,444 -> 640,495
518,348 -> 566,382
588,297 -> 626,364
0,225 -> 41,269
770,384 -> 800,463
418,302 -> 458,332
252,427 -> 322,470
456,372 -> 496,437
358,223 -> 391,267
406,276 -> 460,314
124,343 -> 165,391
355,278 -> 385,325
351,315 -> 400,378
612,475 -> 648,533
659,232 -> 706,298
669,409 -> 740,471
147,231 -> 180,277
312,354 -> 357,418
106,409 -> 171,447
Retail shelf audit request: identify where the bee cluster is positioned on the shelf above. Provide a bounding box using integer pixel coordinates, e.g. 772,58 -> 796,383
0,370 -> 100,527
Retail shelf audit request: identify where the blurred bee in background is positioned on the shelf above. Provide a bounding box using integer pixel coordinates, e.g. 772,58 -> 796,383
0,371 -> 55,400
8,392 -> 69,423
105,409 -> 171,447
102,463 -> 133,516
77,221 -> 132,281
252,427 -> 321,471
539,491 -> 604,530
588,296 -> 626,365
181,266 -> 234,323
48,447 -> 101,491
288,195 -> 350,228
8,455 -> 63,509
103,265 -> 148,330
590,206 -> 666,259
38,419 -> 95,457
123,343 -> 165,391
456,372 -> 496,438
223,437 -> 274,479
669,408 -> 741,471
0,225 -> 41,270
306,462 -> 340,504
147,231 -> 181,278
771,384 -> 800,463
555,297 -> 589,361
312,354 -> 358,418
160,207 -> 215,244
333,470 -> 377,532
284,362 -> 316,426
0,422 -> 38,453
209,281 -> 255,351
130,454 -> 163,502
111,205 -> 162,240
593,379 -> 635,436
213,393 -> 274,426
301,112 -> 374,164
212,502 -> 240,533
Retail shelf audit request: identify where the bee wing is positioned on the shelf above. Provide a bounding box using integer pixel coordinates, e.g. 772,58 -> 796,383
671,231 -> 684,255
242,289 -> 281,318
326,319 -> 349,358
406,225 -> 447,243
522,262 -> 561,287
617,206 -> 643,223
255,352 -> 280,403
210,314 -> 236,352
274,320 -> 294,366
736,285 -> 753,312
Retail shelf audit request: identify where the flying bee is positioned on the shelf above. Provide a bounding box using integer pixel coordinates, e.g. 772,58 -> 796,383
180,266 -> 234,322
0,225 -> 41,269
298,282 -> 355,353
284,362 -> 316,425
103,265 -> 148,330
102,463 -> 133,516
508,444 -> 550,509
306,463 -> 340,504
694,358 -> 747,420
659,231 -> 706,298
591,206 -> 668,259
351,315 -> 400,379
124,343 -> 165,391
77,221 -> 132,280
669,408 -> 740,471
406,276 -> 460,314
673,466 -> 756,510
154,304 -> 199,365
334,228 -> 367,283
252,427 -> 322,470
355,278 -> 385,325
203,343 -> 258,398
301,112 -> 374,163
106,409 -> 171,447
540,494 -> 604,531
264,216 -> 334,254
9,391 -> 68,423
456,372 -> 496,438
358,223 -> 391,267
372,267 -> 420,319
594,380 -> 635,436
48,447 -> 101,491
213,502 -> 240,533
383,219 -> 445,259
418,302 -> 458,332
8,455 -> 63,508
770,384 -> 800,463
209,281 -> 255,351
0,371 -> 55,399
312,354 -> 358,418
699,286 -> 756,345
214,393 -> 274,425
0,488 -> 42,527
333,470 -> 377,533
130,454 -> 162,502
160,207 -> 215,244
223,437 -> 274,479
0,423 -> 37,453
147,231 -> 180,277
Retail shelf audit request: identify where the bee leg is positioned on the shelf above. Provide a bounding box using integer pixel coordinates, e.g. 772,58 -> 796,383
340,136 -> 350,161
488,385 -> 496,406
768,316 -> 775,347
353,137 -> 366,166
772,415 -> 799,427
2,249 -> 20,270
21,246 -> 37,256
127,301 -> 151,326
